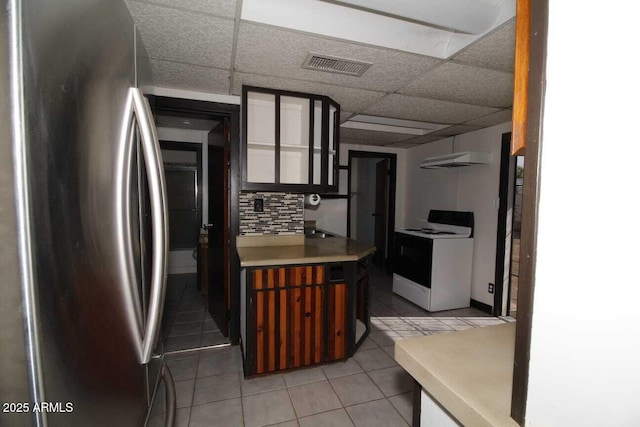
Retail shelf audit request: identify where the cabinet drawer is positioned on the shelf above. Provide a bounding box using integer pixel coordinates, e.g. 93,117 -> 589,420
252,265 -> 325,290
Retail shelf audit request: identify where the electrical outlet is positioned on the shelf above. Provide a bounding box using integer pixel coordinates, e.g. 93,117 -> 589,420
254,198 -> 264,212
488,283 -> 495,294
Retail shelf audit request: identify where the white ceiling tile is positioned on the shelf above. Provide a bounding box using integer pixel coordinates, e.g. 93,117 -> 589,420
429,124 -> 482,137
399,134 -> 443,145
452,19 -> 516,72
150,59 -> 230,94
340,111 -> 354,123
399,62 -> 513,108
234,22 -> 441,93
133,0 -> 237,18
385,142 -> 424,149
127,1 -> 234,69
363,94 -> 500,124
340,128 -> 413,143
231,72 -> 385,113
464,109 -> 513,127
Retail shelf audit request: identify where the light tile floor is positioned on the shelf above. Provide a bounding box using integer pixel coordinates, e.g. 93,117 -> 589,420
150,267 -> 514,426
163,274 -> 230,352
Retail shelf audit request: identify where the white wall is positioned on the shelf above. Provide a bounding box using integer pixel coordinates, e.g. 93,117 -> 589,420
525,1 -> 640,425
304,143 -> 407,236
304,199 -> 348,236
405,122 -> 512,306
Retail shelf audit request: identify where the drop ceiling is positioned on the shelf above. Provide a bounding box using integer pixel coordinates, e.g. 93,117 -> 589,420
126,0 -> 516,149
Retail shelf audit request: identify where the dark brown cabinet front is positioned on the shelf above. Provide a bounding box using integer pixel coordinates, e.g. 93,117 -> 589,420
246,265 -> 348,376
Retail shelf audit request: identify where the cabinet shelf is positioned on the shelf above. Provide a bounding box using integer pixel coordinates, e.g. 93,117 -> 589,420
247,141 -> 275,147
281,144 -> 309,150
313,148 -> 337,155
247,141 -> 312,150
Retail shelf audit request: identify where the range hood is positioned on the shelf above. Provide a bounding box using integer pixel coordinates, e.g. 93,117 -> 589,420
420,151 -> 491,169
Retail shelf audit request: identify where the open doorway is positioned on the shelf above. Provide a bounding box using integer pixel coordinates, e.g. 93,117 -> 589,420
151,107 -> 234,352
494,132 -> 524,318
347,151 -> 397,273
508,156 -> 524,318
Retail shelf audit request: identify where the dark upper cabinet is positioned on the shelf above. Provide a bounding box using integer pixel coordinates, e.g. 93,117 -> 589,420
241,86 -> 340,193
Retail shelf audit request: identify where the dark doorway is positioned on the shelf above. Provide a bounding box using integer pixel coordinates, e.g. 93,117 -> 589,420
508,156 -> 524,318
493,132 -> 524,318
493,133 -> 516,317
150,96 -> 240,349
206,124 -> 230,336
347,151 -> 396,273
373,159 -> 389,269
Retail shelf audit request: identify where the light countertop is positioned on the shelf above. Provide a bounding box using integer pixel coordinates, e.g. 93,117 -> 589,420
236,235 -> 376,267
395,322 -> 518,427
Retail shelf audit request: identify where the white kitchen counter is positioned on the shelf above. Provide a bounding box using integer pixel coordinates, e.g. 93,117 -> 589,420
395,322 -> 519,427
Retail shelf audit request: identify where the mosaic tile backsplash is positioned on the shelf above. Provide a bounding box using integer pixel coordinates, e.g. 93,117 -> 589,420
239,192 -> 304,235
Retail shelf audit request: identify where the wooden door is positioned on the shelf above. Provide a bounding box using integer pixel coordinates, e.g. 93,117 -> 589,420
250,266 -> 325,375
373,159 -> 388,269
207,146 -> 229,336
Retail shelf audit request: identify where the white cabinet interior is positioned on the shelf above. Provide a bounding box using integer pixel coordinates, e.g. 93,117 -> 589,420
313,99 -> 322,186
279,96 -> 310,184
243,86 -> 340,192
246,92 -> 275,183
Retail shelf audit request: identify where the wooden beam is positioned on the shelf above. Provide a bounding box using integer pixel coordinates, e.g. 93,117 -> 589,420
511,0 -> 531,156
511,0 -> 549,424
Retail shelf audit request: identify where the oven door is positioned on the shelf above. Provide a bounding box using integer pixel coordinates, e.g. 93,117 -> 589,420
394,232 -> 433,288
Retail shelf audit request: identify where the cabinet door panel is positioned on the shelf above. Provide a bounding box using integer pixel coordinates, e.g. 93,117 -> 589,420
256,289 -> 265,373
313,286 -> 323,364
250,266 -> 326,375
247,147 -> 275,183
280,96 -> 310,184
267,289 -> 276,372
312,100 -> 323,185
327,283 -> 347,361
328,103 -> 337,186
279,287 -> 288,369
290,286 -> 302,368
246,91 -> 276,183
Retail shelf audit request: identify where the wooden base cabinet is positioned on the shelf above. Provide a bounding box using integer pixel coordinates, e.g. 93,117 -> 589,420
244,264 -> 351,376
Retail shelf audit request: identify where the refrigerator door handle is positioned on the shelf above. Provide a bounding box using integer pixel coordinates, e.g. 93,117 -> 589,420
131,87 -> 169,364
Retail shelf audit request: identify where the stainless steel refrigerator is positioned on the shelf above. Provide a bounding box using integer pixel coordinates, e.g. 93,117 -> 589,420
0,0 -> 174,426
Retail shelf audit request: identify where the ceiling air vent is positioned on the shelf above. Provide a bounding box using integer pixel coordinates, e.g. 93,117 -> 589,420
302,53 -> 372,76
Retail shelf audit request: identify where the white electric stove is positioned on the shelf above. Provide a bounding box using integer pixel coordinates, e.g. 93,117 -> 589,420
393,210 -> 474,312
